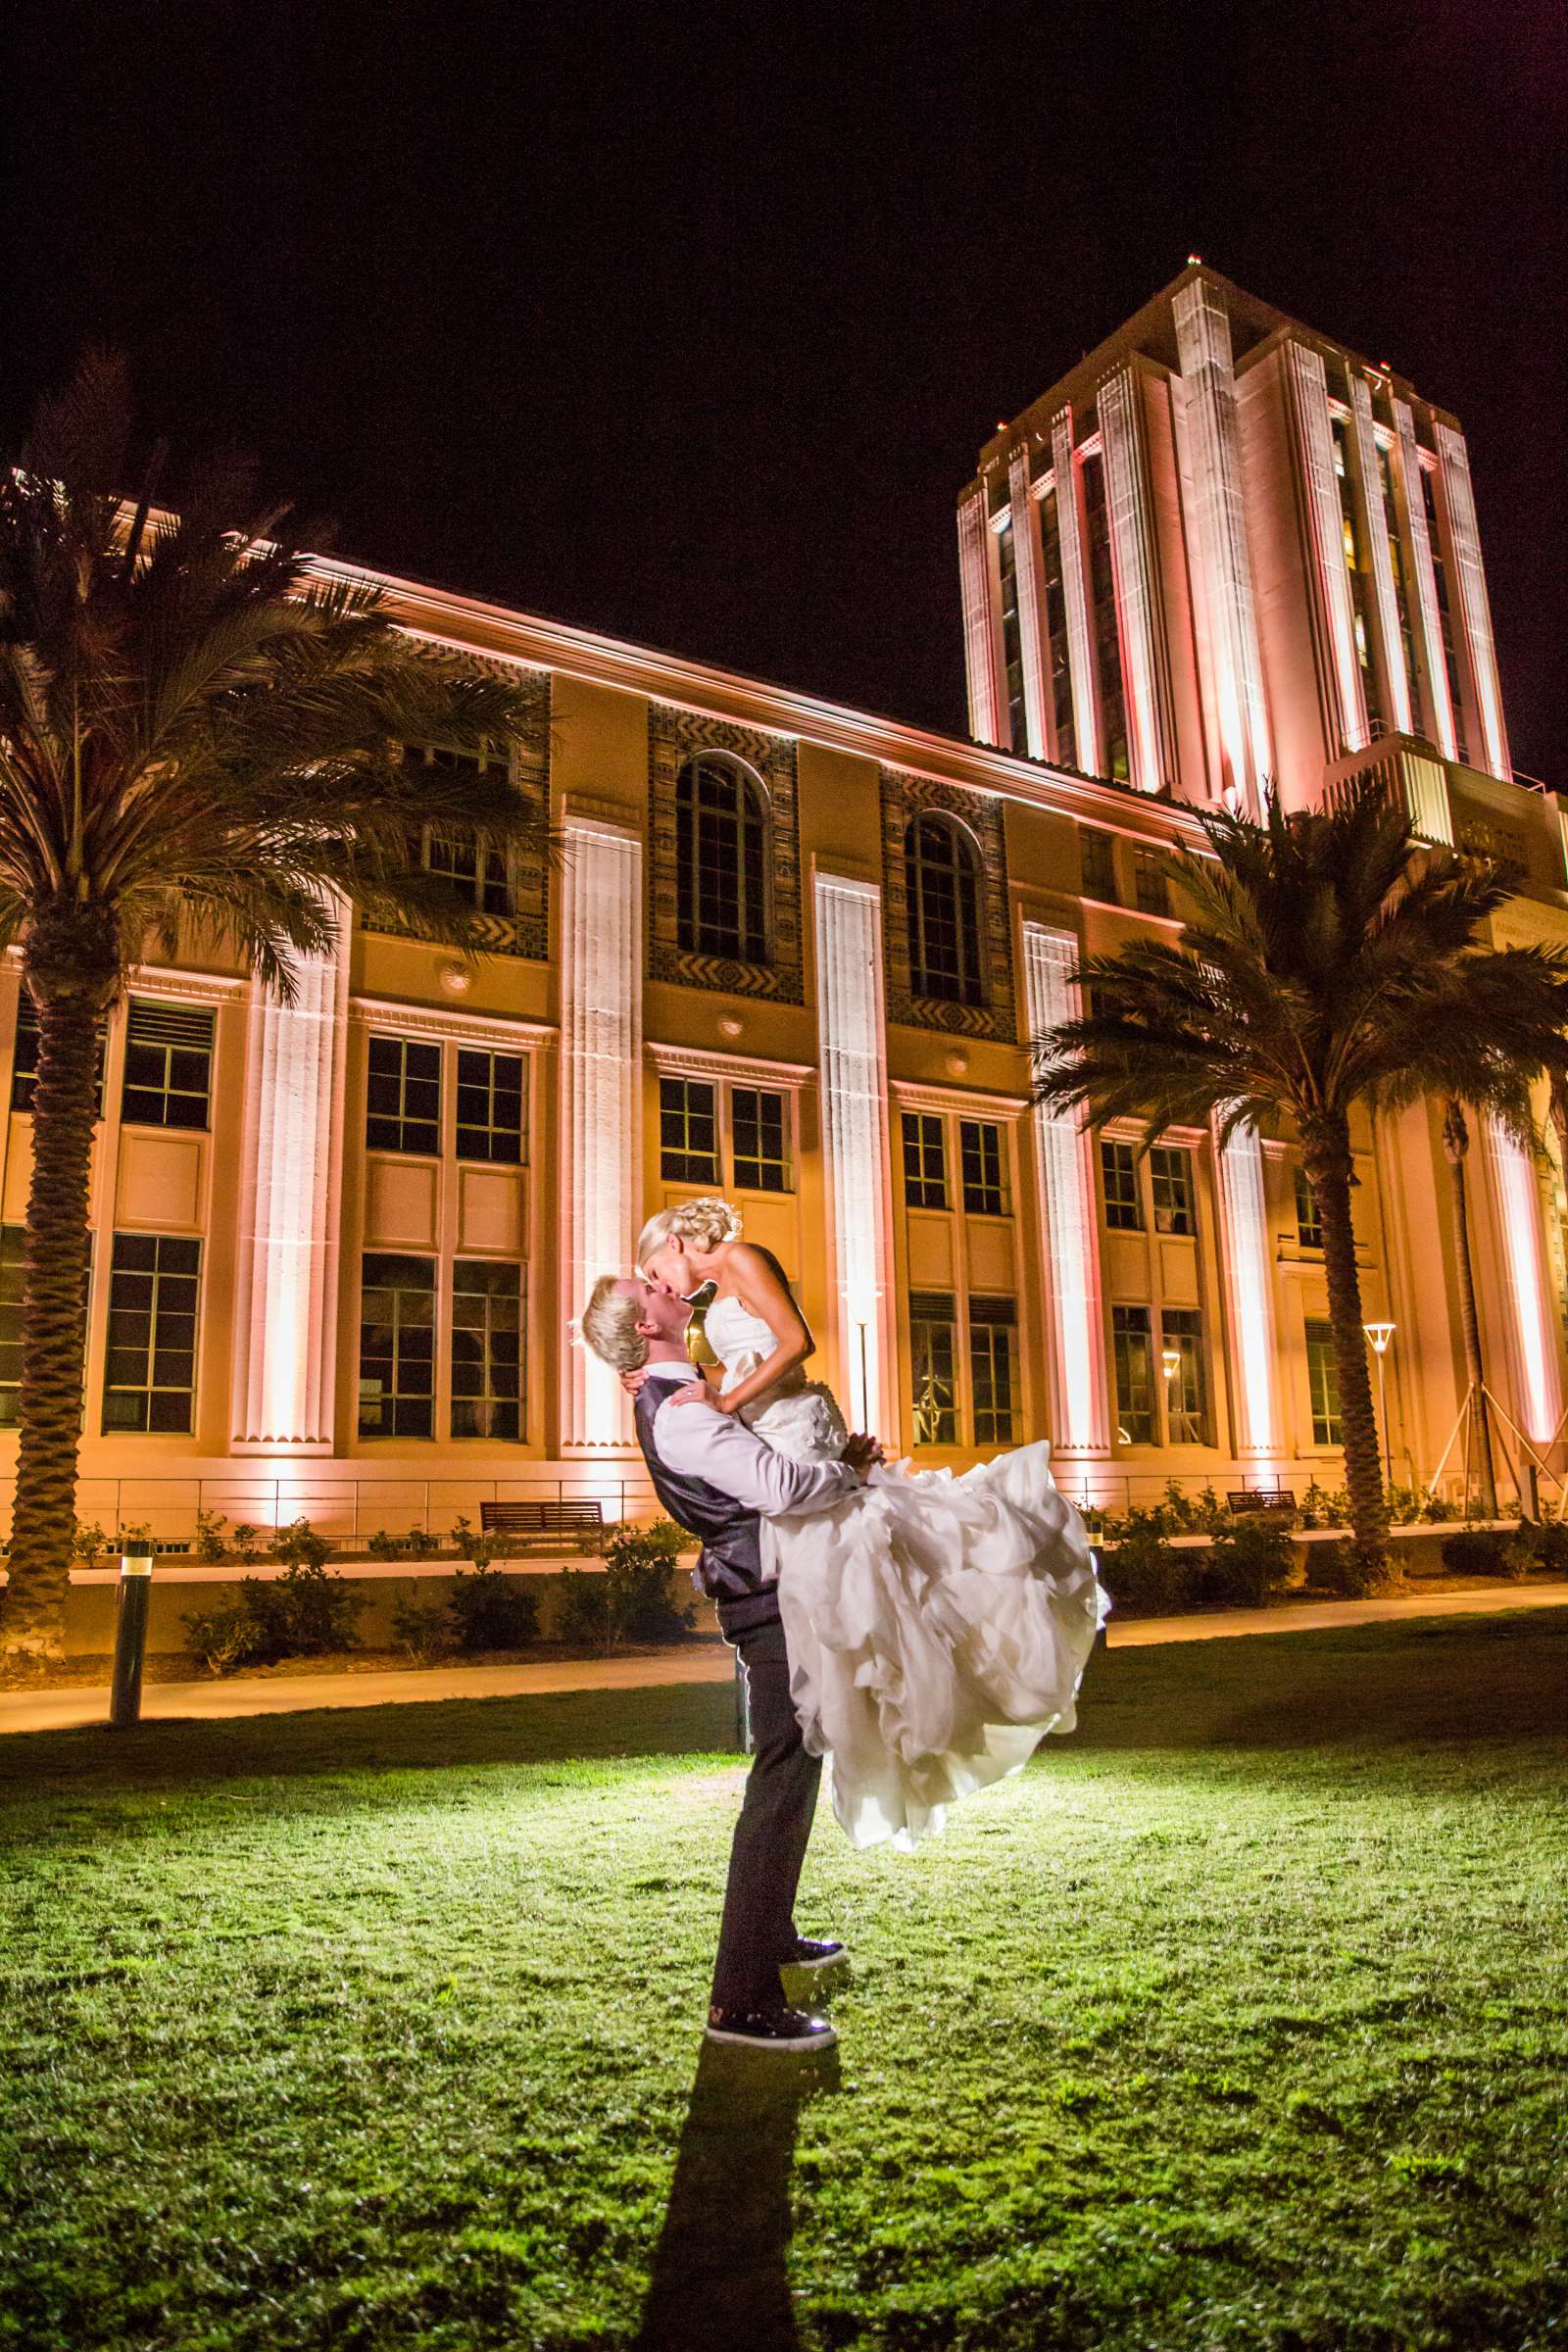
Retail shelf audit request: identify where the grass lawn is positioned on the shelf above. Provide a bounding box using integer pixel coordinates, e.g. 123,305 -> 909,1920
2,1612 -> 1565,2351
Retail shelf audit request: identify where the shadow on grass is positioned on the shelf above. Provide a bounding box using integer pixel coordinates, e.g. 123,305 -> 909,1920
1,1609 -> 1564,1802
635,2037 -> 841,2352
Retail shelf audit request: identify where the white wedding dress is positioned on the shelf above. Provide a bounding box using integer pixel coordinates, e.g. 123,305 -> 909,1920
705,1293 -> 1109,1851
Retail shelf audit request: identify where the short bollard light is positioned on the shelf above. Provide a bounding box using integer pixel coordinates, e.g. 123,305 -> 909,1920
109,1545 -> 155,1728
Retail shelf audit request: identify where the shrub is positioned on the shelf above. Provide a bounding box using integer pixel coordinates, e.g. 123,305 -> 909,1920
556,1563 -> 612,1650
229,1523 -> 262,1563
1298,1480 -> 1351,1531
1099,1508 -> 1188,1613
1193,1518 -> 1294,1609
193,1509 -> 228,1563
1528,1518 -> 1568,1576
1440,1528 -> 1534,1582
557,1519 -> 696,1651
389,1592 -> 459,1665
71,1520 -> 107,1563
1420,1493 -> 1458,1523
187,1560 -> 368,1672
1313,1539 -> 1400,1598
403,1525 -> 439,1561
450,1515 -> 506,1569
366,1528 -> 405,1561
182,1600 -> 260,1676
447,1564 -> 541,1651
270,1517 -> 331,1571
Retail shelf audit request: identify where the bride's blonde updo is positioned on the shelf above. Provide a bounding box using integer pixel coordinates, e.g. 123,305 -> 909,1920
637,1196 -> 743,1268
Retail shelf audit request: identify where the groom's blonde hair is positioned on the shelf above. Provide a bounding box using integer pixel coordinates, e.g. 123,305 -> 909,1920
579,1276 -> 649,1373
637,1196 -> 742,1268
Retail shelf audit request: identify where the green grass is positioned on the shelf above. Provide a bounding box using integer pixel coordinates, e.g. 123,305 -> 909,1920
2,1613 -> 1566,2351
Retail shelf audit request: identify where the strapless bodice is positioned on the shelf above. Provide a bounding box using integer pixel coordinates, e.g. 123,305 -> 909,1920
703,1292 -> 803,1395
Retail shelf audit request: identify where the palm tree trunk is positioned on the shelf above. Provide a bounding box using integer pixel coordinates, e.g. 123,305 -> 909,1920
0,992 -> 103,1659
1442,1102 -> 1497,1517
1300,1113 -> 1390,1577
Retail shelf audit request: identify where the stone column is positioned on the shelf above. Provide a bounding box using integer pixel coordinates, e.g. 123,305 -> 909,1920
230,907 -> 351,1453
1481,1118 -> 1563,1446
1283,338 -> 1369,756
1210,1115 -> 1280,1465
956,487 -> 1004,748
1172,276 -> 1272,815
1097,364 -> 1177,797
1050,408 -> 1102,777
1392,398 -> 1458,760
560,804 -> 644,1452
1347,370 -> 1413,736
1006,445 -> 1049,759
812,871 -> 896,1438
1435,422 -> 1511,782
1022,923 -> 1109,1462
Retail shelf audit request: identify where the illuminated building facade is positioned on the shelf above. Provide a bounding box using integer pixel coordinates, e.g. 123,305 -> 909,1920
0,267 -> 1562,1543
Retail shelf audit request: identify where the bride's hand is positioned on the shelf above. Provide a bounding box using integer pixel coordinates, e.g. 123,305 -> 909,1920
668,1381 -> 715,1408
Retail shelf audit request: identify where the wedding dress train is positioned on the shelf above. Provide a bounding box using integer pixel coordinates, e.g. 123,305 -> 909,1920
704,1293 -> 1108,1850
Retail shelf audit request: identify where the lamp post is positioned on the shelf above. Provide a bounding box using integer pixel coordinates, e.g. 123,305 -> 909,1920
1161,1343 -> 1181,1443
1363,1321 -> 1396,1490
109,1542 -> 155,1727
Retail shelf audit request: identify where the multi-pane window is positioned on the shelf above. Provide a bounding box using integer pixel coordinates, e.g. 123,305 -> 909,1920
659,1078 -> 720,1184
906,815 -> 984,1005
676,754 -> 769,963
1041,486 -> 1076,766
1376,440 -> 1420,711
1160,1307 -> 1209,1445
1133,849 -> 1171,918
909,1292 -> 958,1445
1081,448 -> 1130,782
121,1000 -> 215,1130
103,1233 -> 200,1434
1111,1303 -> 1156,1444
1331,410 -> 1384,735
410,744 -> 514,916
367,1037 -> 441,1155
1305,1318 -> 1343,1446
969,1296 -> 1018,1445
959,1121 -> 1006,1215
902,1112 -> 949,1209
10,994 -> 105,1116
1080,827 -> 1118,903
1295,1165 -> 1324,1250
0,1226 -> 91,1428
1421,465 -> 1469,763
358,1253 -> 436,1439
455,1050 -> 525,1164
1150,1147 -> 1195,1236
1101,1140 -> 1143,1230
732,1088 -> 789,1193
996,514 -> 1027,751
451,1259 -> 522,1441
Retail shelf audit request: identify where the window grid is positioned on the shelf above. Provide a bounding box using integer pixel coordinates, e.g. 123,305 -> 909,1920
366,1036 -> 441,1156
410,744 -> 515,916
455,1049 -> 525,1165
1150,1147 -> 1195,1236
906,815 -> 984,1005
969,1297 -> 1018,1446
731,1088 -> 789,1193
676,755 -> 768,963
1295,1165 -> 1324,1250
1305,1319 -> 1343,1446
103,1233 -> 200,1434
909,1291 -> 958,1446
10,994 -> 106,1117
902,1112 -> 949,1209
959,1120 -> 1006,1215
1111,1303 -> 1156,1445
358,1253 -> 436,1439
451,1259 -> 523,1441
659,1077 -> 720,1184
1133,849 -> 1171,918
121,1000 -> 215,1131
1101,1139 -> 1143,1230
1160,1306 -> 1209,1445
1080,827 -> 1118,903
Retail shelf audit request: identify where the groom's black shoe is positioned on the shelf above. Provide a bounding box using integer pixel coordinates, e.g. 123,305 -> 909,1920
706,2003 -> 838,2052
786,1936 -> 847,1971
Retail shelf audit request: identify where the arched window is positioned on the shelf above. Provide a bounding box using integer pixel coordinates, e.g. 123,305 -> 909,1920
675,754 -> 769,962
906,814 -> 985,1004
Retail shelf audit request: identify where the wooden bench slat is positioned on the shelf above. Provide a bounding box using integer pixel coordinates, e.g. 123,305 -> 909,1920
479,1500 -> 605,1535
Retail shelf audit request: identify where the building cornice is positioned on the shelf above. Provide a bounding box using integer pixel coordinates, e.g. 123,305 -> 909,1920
645,1040 -> 816,1090
349,994 -> 558,1052
889,1078 -> 1030,1123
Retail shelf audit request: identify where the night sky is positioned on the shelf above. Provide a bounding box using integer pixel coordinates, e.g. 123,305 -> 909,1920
6,2 -> 1565,783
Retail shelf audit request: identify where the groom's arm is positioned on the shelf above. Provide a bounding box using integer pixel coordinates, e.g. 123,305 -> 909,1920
652,1396 -> 862,1518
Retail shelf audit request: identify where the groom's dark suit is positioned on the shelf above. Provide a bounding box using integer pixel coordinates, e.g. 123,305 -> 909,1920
631,1362 -> 862,2014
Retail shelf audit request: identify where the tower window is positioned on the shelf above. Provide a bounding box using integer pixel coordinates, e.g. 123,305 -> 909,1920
906,814 -> 984,1004
675,754 -> 769,963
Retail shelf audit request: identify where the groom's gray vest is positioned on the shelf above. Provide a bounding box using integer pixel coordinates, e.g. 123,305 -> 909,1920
632,1380 -> 779,1640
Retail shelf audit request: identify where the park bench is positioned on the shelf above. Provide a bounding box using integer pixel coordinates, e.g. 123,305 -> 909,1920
1226,1489 -> 1298,1520
478,1499 -> 605,1549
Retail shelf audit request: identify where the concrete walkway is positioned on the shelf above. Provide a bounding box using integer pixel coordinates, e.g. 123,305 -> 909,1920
3,1583 -> 1565,1737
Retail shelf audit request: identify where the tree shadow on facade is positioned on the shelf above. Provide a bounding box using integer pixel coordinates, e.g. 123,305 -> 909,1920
635,2036 -> 842,2352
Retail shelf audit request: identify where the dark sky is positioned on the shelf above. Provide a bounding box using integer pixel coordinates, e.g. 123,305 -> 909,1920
6,1 -> 1565,782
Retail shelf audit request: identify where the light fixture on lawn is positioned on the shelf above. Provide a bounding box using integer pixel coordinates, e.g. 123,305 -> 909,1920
1363,1321 -> 1396,1488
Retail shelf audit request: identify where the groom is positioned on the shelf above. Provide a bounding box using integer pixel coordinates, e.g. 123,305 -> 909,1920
579,1273 -> 882,2054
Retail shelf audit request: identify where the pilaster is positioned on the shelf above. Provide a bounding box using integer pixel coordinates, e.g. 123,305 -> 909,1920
957,488 -> 1004,748
1021,922 -> 1109,1460
1210,1114 -> 1280,1463
1481,1118 -> 1562,1446
1392,400 -> 1458,760
811,870 -> 896,1437
1005,445 -> 1049,759
1347,371 -> 1413,735
560,804 -> 644,1451
1283,338 -> 1369,757
1050,409 -> 1102,778
1097,364 -> 1178,797
1434,422 -> 1511,782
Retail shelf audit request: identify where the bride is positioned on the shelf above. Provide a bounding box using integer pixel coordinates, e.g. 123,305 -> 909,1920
634,1197 -> 1107,1850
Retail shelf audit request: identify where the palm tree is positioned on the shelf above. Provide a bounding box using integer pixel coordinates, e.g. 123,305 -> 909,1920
1031,781 -> 1568,1581
0,357 -> 550,1660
